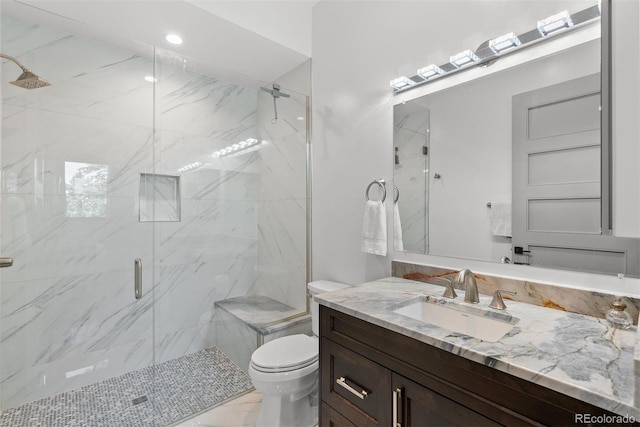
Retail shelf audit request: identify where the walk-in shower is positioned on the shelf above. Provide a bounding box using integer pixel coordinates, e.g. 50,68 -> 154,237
1,10 -> 309,427
0,52 -> 51,89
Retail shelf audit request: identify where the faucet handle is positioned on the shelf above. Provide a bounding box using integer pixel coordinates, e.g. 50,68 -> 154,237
441,278 -> 457,299
489,290 -> 517,310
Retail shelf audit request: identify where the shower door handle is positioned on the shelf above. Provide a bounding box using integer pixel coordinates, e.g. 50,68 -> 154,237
134,258 -> 142,300
0,257 -> 13,268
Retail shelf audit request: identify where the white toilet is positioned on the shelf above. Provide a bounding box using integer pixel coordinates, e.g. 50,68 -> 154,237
248,280 -> 349,427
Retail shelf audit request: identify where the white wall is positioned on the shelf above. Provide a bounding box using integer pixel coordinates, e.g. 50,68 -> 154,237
613,0 -> 640,237
311,1 -> 640,292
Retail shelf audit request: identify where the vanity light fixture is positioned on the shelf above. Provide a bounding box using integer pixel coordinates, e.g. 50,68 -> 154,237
390,2 -> 602,93
449,49 -> 480,68
489,32 -> 521,53
417,64 -> 445,80
537,11 -> 573,36
390,76 -> 415,90
165,33 -> 183,45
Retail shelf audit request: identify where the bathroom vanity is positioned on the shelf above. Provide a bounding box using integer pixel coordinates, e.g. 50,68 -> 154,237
317,278 -> 640,426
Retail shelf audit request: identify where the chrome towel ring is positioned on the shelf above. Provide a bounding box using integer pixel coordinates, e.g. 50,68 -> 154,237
365,179 -> 386,203
393,185 -> 399,204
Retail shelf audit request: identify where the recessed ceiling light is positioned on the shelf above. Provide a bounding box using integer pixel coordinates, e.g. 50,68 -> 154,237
165,34 -> 183,45
144,76 -> 158,83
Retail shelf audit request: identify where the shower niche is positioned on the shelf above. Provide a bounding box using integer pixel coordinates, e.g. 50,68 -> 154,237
139,173 -> 181,222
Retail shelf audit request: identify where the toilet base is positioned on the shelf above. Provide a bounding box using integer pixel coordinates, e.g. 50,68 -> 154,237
256,392 -> 318,427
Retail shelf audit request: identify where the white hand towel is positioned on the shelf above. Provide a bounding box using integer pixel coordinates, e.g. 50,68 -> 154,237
393,202 -> 404,251
361,200 -> 387,256
490,202 -> 512,237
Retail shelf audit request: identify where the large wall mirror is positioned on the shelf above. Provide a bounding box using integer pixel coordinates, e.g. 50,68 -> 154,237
393,0 -> 640,278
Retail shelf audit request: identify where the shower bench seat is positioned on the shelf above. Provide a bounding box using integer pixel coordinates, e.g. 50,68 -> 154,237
214,295 -> 311,372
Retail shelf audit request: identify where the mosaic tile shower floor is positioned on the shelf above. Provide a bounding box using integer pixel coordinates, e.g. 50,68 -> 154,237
0,347 -> 254,427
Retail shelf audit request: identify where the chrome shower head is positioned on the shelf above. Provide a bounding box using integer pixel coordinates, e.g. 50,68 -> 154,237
10,70 -> 51,89
1,52 -> 51,90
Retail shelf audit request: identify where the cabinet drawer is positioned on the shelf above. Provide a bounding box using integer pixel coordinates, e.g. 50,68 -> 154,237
320,403 -> 358,427
320,337 -> 391,426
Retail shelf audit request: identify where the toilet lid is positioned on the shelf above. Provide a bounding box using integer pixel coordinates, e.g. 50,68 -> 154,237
251,334 -> 318,373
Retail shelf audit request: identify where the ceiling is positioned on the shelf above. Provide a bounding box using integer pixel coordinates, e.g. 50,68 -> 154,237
0,0 -> 316,88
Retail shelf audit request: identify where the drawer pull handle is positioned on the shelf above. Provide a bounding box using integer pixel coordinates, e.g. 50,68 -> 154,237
336,376 -> 368,400
393,387 -> 402,427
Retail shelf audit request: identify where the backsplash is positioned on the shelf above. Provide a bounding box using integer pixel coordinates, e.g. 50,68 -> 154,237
392,261 -> 640,325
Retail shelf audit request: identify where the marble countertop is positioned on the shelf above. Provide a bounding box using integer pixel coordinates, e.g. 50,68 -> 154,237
315,277 -> 640,418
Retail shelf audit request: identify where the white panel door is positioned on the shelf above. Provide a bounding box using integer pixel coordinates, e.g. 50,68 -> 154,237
512,73 -> 639,277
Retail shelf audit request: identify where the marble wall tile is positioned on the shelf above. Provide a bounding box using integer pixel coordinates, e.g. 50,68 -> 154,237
396,200 -> 428,253
1,108 -> 155,199
394,106 -> 429,136
256,263 -> 307,312
257,199 -> 306,265
139,174 -> 180,222
214,308 -> 257,373
256,90 -> 308,312
1,269 -> 154,374
393,111 -> 428,254
154,324 -> 217,365
155,72 -> 257,141
263,319 -> 311,344
1,335 -> 154,409
153,258 -> 257,336
1,194 -> 153,282
256,90 -> 307,140
3,15 -> 155,128
180,165 -> 258,202
257,131 -> 307,201
392,261 -> 640,324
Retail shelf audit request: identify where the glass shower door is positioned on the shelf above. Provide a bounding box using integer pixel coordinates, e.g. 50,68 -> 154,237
1,12 -> 158,425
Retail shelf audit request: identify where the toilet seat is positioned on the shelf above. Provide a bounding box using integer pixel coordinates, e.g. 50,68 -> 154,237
250,334 -> 318,373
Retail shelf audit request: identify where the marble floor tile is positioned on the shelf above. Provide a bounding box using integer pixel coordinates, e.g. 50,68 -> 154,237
173,390 -> 262,427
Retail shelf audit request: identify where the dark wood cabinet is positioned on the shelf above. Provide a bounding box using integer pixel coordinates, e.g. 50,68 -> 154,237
321,337 -> 391,426
392,372 -> 501,427
321,402 -> 358,427
319,305 -> 636,427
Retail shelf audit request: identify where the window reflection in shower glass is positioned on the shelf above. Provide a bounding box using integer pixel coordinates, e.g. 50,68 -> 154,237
65,161 -> 108,218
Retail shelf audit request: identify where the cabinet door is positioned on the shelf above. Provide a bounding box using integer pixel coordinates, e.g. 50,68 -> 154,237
321,338 -> 392,426
320,403 -> 358,427
392,373 -> 502,427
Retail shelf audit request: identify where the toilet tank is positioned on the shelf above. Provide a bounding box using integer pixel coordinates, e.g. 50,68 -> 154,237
308,280 -> 350,336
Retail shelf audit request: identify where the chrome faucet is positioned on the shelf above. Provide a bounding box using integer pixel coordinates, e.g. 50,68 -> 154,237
455,269 -> 479,304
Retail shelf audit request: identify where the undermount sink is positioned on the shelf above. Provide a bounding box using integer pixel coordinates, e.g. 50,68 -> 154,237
392,295 -> 520,342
